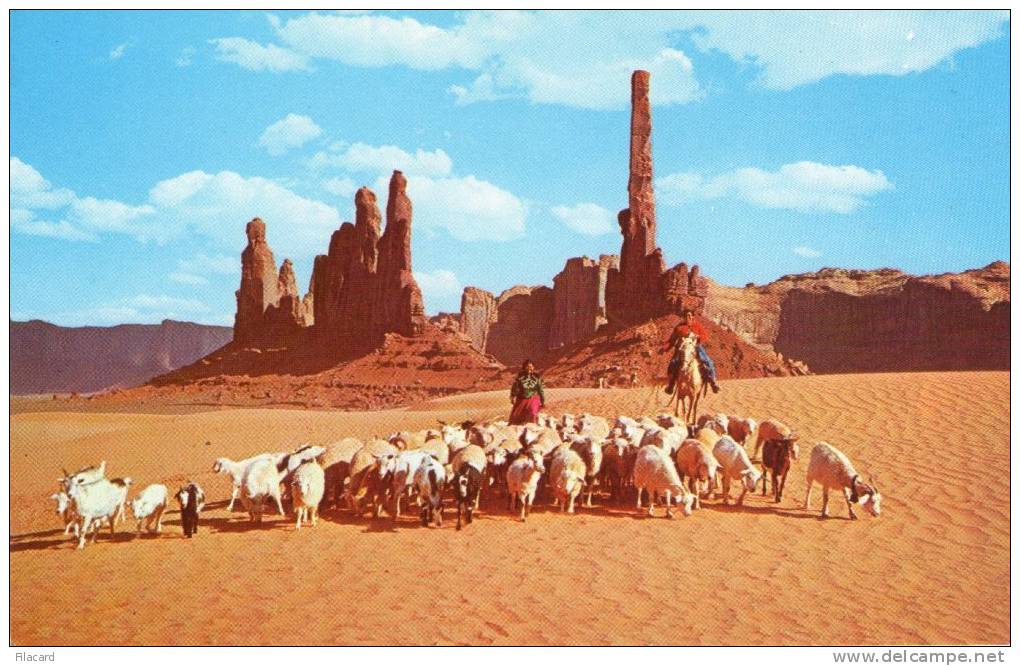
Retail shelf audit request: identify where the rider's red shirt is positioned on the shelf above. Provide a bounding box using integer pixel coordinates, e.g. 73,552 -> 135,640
666,319 -> 710,347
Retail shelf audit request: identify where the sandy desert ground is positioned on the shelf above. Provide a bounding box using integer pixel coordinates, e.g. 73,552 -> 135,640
10,371 -> 1009,646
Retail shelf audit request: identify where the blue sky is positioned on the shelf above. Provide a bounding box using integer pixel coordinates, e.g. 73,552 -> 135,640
10,10 -> 1010,325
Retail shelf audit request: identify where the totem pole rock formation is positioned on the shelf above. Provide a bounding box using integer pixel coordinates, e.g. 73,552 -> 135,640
604,70 -> 706,324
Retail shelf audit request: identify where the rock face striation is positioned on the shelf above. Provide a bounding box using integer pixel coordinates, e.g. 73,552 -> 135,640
459,255 -> 618,366
704,262 -> 1010,372
234,171 -> 426,353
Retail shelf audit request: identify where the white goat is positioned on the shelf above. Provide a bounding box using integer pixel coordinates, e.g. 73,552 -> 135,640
549,447 -> 586,514
130,484 -> 168,534
65,472 -> 132,550
291,461 -> 325,529
378,449 -> 434,520
212,453 -> 285,511
240,458 -> 284,523
713,435 -> 761,505
632,445 -> 695,518
804,442 -> 882,520
506,448 -> 546,522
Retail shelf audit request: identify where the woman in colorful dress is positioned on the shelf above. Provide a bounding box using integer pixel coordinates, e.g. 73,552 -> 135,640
508,359 -> 545,425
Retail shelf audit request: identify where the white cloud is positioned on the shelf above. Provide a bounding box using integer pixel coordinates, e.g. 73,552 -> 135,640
10,157 -> 75,209
793,245 -> 822,258
657,161 -> 893,214
176,46 -> 196,67
209,37 -> 311,72
413,268 -> 463,313
321,176 -> 358,198
10,209 -> 98,242
212,10 -> 1006,108
11,158 -> 344,257
109,43 -> 129,60
375,174 -> 526,242
258,113 -> 323,156
311,142 -> 453,177
690,10 -> 1008,90
273,11 -> 496,70
551,203 -> 615,236
148,170 -> 343,256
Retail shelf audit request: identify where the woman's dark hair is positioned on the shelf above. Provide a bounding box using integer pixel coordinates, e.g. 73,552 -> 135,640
519,359 -> 534,374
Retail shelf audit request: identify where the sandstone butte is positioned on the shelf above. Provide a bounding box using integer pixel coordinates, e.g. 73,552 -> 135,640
94,69 -> 1007,411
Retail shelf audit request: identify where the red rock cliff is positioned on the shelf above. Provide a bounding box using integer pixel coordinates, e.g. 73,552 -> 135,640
705,262 -> 1009,372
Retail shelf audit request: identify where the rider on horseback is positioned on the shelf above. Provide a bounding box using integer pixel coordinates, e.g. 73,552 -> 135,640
662,309 -> 720,394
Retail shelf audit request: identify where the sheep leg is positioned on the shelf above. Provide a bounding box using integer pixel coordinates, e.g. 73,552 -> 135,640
721,477 -> 731,504
761,467 -> 768,496
273,492 -> 285,516
227,485 -> 239,511
664,490 -> 673,519
843,488 -> 858,520
773,470 -> 781,503
456,502 -> 463,531
804,478 -> 814,510
737,486 -> 748,506
647,492 -> 655,517
519,494 -> 526,522
77,518 -> 91,549
778,471 -> 788,503
296,507 -> 303,529
635,487 -> 643,510
821,487 -> 830,518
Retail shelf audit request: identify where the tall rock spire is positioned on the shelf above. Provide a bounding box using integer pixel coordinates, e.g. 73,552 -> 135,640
234,218 -> 280,344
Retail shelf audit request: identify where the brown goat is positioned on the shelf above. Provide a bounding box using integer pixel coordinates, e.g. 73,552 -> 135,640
760,437 -> 799,503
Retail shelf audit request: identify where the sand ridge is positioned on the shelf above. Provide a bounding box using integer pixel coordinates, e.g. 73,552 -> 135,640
10,372 -> 1009,645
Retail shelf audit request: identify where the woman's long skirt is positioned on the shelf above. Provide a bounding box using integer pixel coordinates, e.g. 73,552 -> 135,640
508,395 -> 542,425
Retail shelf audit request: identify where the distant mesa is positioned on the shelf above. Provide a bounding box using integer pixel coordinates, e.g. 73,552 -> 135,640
10,319 -> 232,395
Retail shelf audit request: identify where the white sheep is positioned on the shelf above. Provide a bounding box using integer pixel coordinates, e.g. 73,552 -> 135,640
641,426 -> 685,456
577,413 -> 611,441
567,435 -> 603,507
378,449 -> 434,520
804,442 -> 882,520
130,484 -> 168,534
240,457 -> 284,523
506,447 -> 546,522
291,461 -> 325,529
212,453 -> 285,511
697,413 -> 729,435
713,435 -> 761,505
632,445 -> 695,518
549,446 -> 586,514
674,439 -> 720,509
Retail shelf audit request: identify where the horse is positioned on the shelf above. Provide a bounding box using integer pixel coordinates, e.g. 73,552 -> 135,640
669,333 -> 708,424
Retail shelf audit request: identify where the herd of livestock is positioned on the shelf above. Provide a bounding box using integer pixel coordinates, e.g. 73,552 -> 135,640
52,411 -> 882,550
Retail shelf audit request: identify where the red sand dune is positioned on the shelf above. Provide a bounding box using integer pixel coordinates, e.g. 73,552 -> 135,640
10,371 -> 1008,646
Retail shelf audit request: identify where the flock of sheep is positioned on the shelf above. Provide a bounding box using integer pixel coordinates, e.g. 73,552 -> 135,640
51,411 -> 882,549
